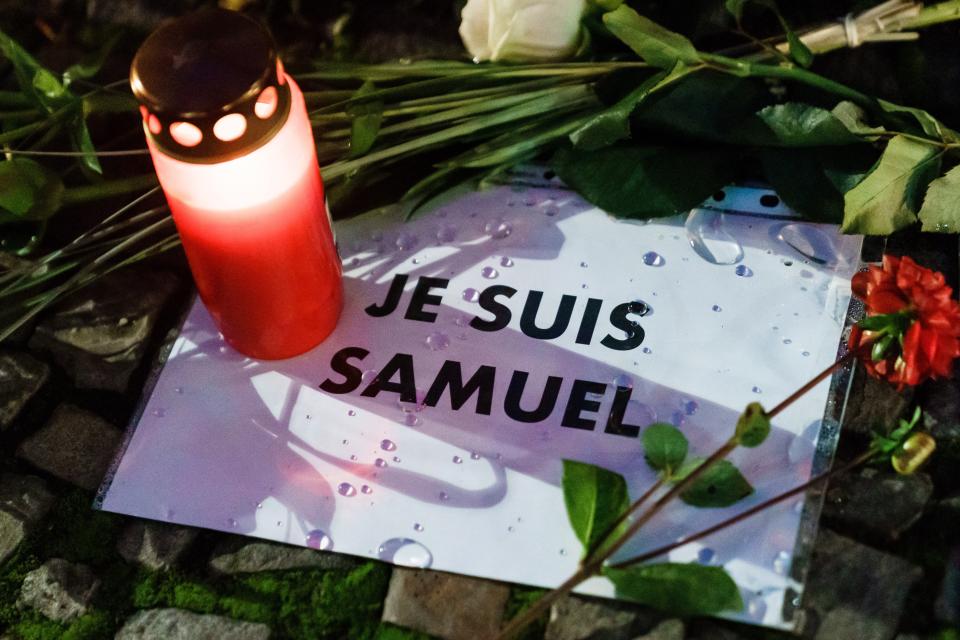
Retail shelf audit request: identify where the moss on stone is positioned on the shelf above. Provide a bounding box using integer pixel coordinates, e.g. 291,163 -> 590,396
36,489 -> 123,567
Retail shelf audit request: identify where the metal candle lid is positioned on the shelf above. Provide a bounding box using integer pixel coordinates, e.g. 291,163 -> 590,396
131,8 -> 292,164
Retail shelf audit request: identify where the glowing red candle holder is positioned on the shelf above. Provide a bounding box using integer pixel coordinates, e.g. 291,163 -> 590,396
131,9 -> 342,359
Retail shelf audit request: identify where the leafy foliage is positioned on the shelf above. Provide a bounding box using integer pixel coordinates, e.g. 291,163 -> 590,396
601,5 -> 700,70
604,563 -> 743,615
0,28 -> 101,174
734,402 -> 770,448
842,135 -> 941,234
562,459 -> 630,555
871,406 -> 923,455
0,159 -> 64,224
554,144 -> 739,219
676,458 -> 755,507
642,423 -> 688,477
918,164 -> 960,232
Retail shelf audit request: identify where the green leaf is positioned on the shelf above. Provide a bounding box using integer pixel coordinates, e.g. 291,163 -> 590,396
842,135 -> 941,235
734,402 -> 769,447
831,101 -> 885,139
553,145 -> 738,219
756,103 -> 863,147
759,149 -> 843,223
604,563 -> 743,615
631,71 -> 769,145
871,407 -> 922,455
0,159 -> 64,224
348,81 -> 383,157
62,32 -> 121,88
878,99 -> 952,141
785,29 -> 813,68
602,5 -> 700,70
918,164 -> 960,233
571,65 -> 689,151
0,29 -> 101,174
642,423 -> 688,476
678,459 -> 754,507
562,459 -> 630,556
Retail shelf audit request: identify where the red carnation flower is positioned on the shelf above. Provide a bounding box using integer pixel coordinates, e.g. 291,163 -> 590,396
848,254 -> 960,389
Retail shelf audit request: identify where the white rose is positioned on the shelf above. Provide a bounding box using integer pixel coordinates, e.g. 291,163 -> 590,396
459,0 -> 589,63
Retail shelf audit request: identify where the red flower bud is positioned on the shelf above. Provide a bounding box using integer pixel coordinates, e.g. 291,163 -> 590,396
849,255 -> 960,389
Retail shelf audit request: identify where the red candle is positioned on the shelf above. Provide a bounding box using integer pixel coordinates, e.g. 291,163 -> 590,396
132,10 -> 342,359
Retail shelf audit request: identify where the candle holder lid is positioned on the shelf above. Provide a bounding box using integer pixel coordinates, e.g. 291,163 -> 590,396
131,8 -> 292,163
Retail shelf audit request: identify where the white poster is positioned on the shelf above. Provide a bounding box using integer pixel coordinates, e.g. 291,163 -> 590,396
98,171 -> 862,630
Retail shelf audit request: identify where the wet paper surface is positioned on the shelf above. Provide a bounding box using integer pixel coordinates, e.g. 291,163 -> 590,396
99,174 -> 862,629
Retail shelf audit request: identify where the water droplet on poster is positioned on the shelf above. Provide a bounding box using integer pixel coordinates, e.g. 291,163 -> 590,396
174,387 -> 184,394
778,224 -> 836,265
773,551 -> 792,575
306,530 -> 333,550
392,456 -> 401,463
802,350 -> 810,357
580,261 -> 588,268
642,347 -> 652,354
381,439 -> 396,452
413,523 -> 424,532
782,259 -> 793,267
152,408 -> 166,417
484,219 -> 513,239
348,410 -> 356,417
507,526 -> 515,533
481,266 -> 499,279
642,251 -> 665,267
342,439 -> 348,445
361,485 -> 373,495
439,491 -> 449,501
613,373 -> 633,389
698,547 -> 715,564
752,386 -> 762,394
470,452 -> 481,460
404,414 -> 420,427
783,338 -> 792,345
500,257 -> 514,267
452,455 -> 463,464
361,369 -> 378,383
747,594 -> 767,619
378,538 -> 433,568
350,455 -> 358,461
629,300 -> 651,316
524,196 -> 537,207
712,304 -> 722,312
559,548 -> 568,556
581,284 -> 588,289
338,482 -> 357,497
436,225 -> 456,243
395,232 -> 417,251
670,411 -> 685,427
425,331 -> 450,351
685,209 -> 744,265
462,288 -> 480,303
544,206 -> 559,217
735,265 -> 753,277
227,518 -> 238,528
374,458 -> 388,468
411,257 -> 421,265
684,400 -> 699,415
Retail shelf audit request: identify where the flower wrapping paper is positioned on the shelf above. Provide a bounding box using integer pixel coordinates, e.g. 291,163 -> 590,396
98,171 -> 863,629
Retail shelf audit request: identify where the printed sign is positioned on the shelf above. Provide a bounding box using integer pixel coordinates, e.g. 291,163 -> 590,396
99,172 -> 862,629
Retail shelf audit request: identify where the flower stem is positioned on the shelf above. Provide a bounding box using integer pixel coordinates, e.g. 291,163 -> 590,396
497,438 -> 738,640
586,477 -> 664,560
609,448 -> 877,570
